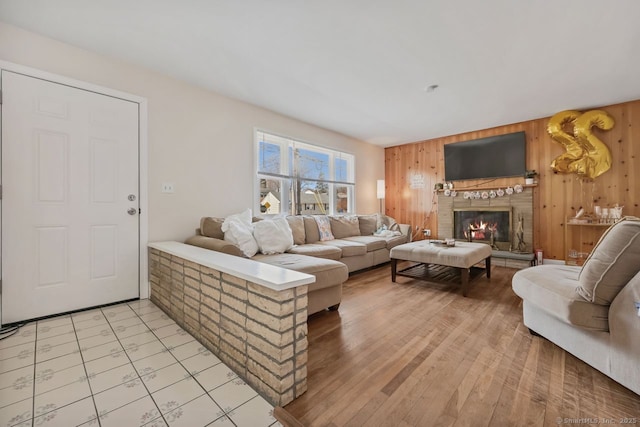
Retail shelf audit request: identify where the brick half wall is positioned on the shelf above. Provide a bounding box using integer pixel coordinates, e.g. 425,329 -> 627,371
148,247 -> 308,406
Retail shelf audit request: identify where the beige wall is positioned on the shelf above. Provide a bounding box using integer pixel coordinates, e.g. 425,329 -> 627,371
0,22 -> 384,241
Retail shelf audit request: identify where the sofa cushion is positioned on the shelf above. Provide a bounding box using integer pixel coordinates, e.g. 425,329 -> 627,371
513,265 -> 610,331
578,218 -> 640,305
330,215 -> 361,239
253,218 -> 294,255
253,253 -> 348,292
287,244 -> 342,261
341,236 -> 387,252
318,239 -> 367,257
303,216 -> 321,243
384,234 -> 408,250
358,214 -> 378,236
185,235 -> 243,257
314,215 -> 335,241
286,216 -> 306,245
200,217 -> 225,239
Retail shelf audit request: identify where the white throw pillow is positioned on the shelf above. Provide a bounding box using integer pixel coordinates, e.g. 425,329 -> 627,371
222,209 -> 258,257
253,218 -> 294,255
223,221 -> 258,257
222,208 -> 252,228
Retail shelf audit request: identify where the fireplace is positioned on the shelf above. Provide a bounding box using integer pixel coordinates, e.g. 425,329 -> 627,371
453,208 -> 512,247
438,188 -> 533,257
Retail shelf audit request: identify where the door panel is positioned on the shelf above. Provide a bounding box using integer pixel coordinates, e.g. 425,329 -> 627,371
37,226 -> 68,286
91,138 -> 118,203
1,70 -> 140,324
36,130 -> 69,202
91,225 -> 117,279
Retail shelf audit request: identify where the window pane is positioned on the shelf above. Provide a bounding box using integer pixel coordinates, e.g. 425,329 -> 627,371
295,148 -> 329,181
259,178 -> 283,214
297,180 -> 329,215
335,157 -> 347,182
258,141 -> 281,174
335,185 -> 353,214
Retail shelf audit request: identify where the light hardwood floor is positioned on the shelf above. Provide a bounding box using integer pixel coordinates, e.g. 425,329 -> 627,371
285,263 -> 640,426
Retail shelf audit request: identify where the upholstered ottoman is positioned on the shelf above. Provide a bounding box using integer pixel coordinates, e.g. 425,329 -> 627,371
390,241 -> 492,296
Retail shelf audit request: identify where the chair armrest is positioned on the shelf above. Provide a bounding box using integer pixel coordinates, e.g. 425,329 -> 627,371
608,270 -> 640,394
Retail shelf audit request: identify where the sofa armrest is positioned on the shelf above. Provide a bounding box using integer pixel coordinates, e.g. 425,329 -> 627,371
398,223 -> 412,242
185,235 -> 243,257
608,270 -> 640,393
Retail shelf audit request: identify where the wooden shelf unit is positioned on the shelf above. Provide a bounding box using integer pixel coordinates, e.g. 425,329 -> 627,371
563,218 -> 612,265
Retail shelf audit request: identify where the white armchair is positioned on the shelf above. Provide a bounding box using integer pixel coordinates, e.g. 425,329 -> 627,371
512,217 -> 640,395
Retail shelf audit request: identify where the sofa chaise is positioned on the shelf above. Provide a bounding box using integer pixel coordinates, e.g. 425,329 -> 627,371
185,212 -> 411,315
512,217 -> 640,395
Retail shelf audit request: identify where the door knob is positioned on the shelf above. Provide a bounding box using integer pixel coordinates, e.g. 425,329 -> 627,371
128,208 -> 137,215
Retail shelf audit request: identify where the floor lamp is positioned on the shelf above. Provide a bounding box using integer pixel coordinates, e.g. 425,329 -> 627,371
377,180 -> 385,214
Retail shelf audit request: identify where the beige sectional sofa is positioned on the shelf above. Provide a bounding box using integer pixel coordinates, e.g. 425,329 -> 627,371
512,217 -> 640,395
185,213 -> 411,315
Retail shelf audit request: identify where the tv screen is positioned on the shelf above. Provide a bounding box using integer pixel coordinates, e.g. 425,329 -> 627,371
444,131 -> 526,181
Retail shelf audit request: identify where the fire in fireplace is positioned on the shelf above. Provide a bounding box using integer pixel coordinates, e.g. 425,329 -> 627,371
453,208 -> 511,247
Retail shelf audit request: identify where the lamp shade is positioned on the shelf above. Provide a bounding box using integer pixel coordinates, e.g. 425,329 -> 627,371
377,180 -> 385,199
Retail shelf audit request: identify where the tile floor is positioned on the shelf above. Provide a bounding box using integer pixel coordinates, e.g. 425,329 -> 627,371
0,299 -> 281,427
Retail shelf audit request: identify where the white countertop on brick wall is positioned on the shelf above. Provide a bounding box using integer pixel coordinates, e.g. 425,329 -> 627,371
148,241 -> 315,291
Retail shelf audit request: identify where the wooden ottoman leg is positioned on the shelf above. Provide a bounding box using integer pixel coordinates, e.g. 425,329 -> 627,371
485,256 -> 491,278
461,268 -> 469,297
391,259 -> 397,282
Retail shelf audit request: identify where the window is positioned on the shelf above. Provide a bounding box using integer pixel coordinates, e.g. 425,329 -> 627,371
256,131 -> 355,215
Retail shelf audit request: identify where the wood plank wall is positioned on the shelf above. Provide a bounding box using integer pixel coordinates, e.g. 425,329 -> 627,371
384,99 -> 640,260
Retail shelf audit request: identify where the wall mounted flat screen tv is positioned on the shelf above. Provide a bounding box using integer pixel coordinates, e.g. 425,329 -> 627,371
444,131 -> 526,181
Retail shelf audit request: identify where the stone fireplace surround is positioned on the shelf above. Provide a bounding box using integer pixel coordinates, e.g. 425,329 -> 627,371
437,188 -> 534,267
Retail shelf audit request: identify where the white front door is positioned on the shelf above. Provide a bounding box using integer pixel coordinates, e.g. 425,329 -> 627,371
1,70 -> 140,324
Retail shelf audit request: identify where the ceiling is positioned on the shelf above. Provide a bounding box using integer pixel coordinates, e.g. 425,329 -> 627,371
2,1 -> 640,147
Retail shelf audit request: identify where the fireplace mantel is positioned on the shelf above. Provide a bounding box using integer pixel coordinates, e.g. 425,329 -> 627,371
435,183 -> 537,194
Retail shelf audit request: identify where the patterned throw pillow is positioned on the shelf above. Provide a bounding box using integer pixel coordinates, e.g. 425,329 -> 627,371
313,216 -> 335,241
